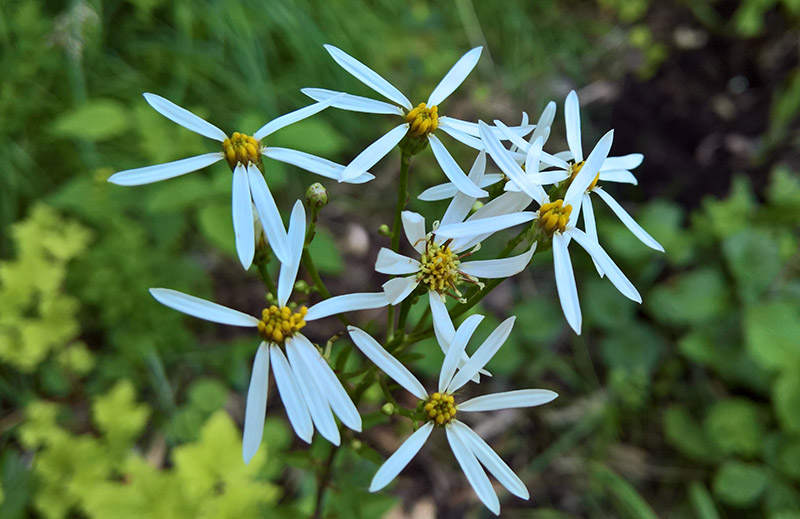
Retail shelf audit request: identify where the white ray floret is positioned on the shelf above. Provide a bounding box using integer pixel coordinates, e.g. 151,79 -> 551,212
148,202 -> 388,461
347,320 -> 557,515
108,91 -> 368,270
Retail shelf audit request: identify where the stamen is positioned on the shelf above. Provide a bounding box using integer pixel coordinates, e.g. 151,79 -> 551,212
257,305 -> 308,344
405,103 -> 439,137
537,199 -> 572,236
423,392 -> 457,426
222,132 -> 261,170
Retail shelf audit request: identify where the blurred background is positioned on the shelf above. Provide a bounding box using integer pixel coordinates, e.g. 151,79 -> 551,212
1,0 -> 799,518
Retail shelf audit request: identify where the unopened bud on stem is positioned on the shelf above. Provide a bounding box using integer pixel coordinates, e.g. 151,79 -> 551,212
305,182 -> 329,209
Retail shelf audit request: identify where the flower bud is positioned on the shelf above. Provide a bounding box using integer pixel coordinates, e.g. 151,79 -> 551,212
305,182 -> 329,209
294,280 -> 310,294
381,403 -> 396,416
378,224 -> 391,237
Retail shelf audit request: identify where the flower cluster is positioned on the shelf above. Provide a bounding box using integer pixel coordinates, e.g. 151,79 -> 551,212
111,44 -> 662,515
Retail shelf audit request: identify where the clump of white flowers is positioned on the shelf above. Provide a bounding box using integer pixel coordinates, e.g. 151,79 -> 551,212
111,44 -> 662,515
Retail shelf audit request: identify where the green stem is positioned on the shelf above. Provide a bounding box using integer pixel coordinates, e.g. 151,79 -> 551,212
302,249 -> 348,326
386,153 -> 411,342
256,262 -> 277,297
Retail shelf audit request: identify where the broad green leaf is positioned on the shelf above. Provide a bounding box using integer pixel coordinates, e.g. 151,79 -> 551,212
646,268 -> 729,327
92,380 -> 150,450
745,300 -> 800,371
723,229 -> 781,303
307,228 -> 343,274
52,100 -> 130,142
196,203 -> 236,257
774,369 -> 800,433
713,461 -> 768,507
664,406 -> 722,464
704,399 -> 764,457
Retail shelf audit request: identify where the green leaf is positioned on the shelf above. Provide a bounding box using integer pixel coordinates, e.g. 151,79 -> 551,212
704,399 -> 764,457
196,203 -> 236,257
774,369 -> 800,433
723,229 -> 781,303
92,380 -> 150,450
646,268 -> 729,327
600,322 -> 664,373
664,406 -> 722,464
700,176 -> 756,239
307,228 -> 343,274
591,463 -> 658,519
52,100 -> 130,141
745,300 -> 800,371
269,118 -> 347,157
713,461 -> 768,507
689,481 -> 722,519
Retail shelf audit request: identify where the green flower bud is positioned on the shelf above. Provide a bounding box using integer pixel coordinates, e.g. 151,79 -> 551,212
381,403 -> 396,416
294,280 -> 310,294
378,224 -> 391,237
305,182 -> 329,209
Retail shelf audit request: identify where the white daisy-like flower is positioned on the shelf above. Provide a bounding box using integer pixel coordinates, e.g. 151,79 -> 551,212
347,318 -> 558,515
438,123 -> 642,335
497,91 -> 663,258
149,201 -> 388,462
302,45 -> 531,196
107,92 -> 367,270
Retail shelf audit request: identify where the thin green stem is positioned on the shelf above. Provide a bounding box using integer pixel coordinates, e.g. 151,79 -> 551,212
386,153 -> 411,342
256,262 -> 277,297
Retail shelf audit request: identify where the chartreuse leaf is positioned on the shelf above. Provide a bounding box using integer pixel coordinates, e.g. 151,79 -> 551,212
51,99 -> 130,142
745,300 -> 800,371
713,461 -> 768,507
92,380 -> 151,451
591,463 -> 658,519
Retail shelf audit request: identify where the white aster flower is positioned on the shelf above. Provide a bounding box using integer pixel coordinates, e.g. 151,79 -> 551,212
302,45 -> 531,196
347,319 -> 558,515
108,92 -> 368,270
149,201 -> 387,462
440,126 -> 642,335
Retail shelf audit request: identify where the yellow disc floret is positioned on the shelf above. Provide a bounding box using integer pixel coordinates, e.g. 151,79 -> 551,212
423,392 -> 457,426
257,305 -> 308,344
537,199 -> 573,236
405,103 -> 439,137
417,239 -> 461,295
568,160 -> 599,191
222,132 -> 261,170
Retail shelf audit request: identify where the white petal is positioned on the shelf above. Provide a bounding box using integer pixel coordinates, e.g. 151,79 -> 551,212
263,147 -> 374,184
599,169 -> 639,185
437,121 -> 485,150
375,248 -> 420,275
269,345 -> 313,443
530,101 -> 556,144
593,188 -> 664,251
459,245 -> 535,279
418,173 -> 503,202
525,136 -> 544,180
277,200 -> 305,306
454,191 -> 534,250
601,153 -> 644,171
247,164 -> 291,264
446,424 -> 500,515
440,117 -> 534,140
568,192 -> 583,229
294,335 -> 361,432
439,314 -> 484,393
427,47 -> 482,107
564,90 -> 583,162
451,421 -> 529,500
528,169 -> 569,185
402,211 -> 427,254
305,292 -> 389,321
459,389 -> 559,412
149,288 -> 258,326
107,153 -> 223,186
441,150 -> 487,226
429,291 -> 456,348
347,326 -> 427,400
254,95 -> 343,141
479,121 -> 545,203
447,316 -> 514,393
340,123 -> 408,182
552,233 -> 582,335
429,135 -> 488,198
243,343 -> 269,464
568,228 -> 642,303
301,88 -> 404,115
582,194 -> 605,277
232,164 -> 255,269
564,130 -> 613,206
540,151 -> 570,170
323,44 -> 412,109
370,422 -> 433,492
143,93 -> 227,142
383,277 -> 419,305
285,337 -> 341,445
493,119 -> 532,153
435,212 -> 536,240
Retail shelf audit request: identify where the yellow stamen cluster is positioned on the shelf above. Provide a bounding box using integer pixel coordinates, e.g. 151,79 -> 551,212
568,160 -> 599,191
538,199 -> 573,235
417,239 -> 461,294
405,103 -> 439,137
222,132 -> 261,170
423,392 -> 457,426
257,305 -> 308,344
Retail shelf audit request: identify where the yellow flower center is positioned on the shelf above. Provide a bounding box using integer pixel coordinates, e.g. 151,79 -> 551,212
537,199 -> 573,236
405,102 -> 439,137
418,239 -> 461,295
257,305 -> 308,344
222,132 -> 261,170
423,392 -> 457,426
568,160 -> 599,191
